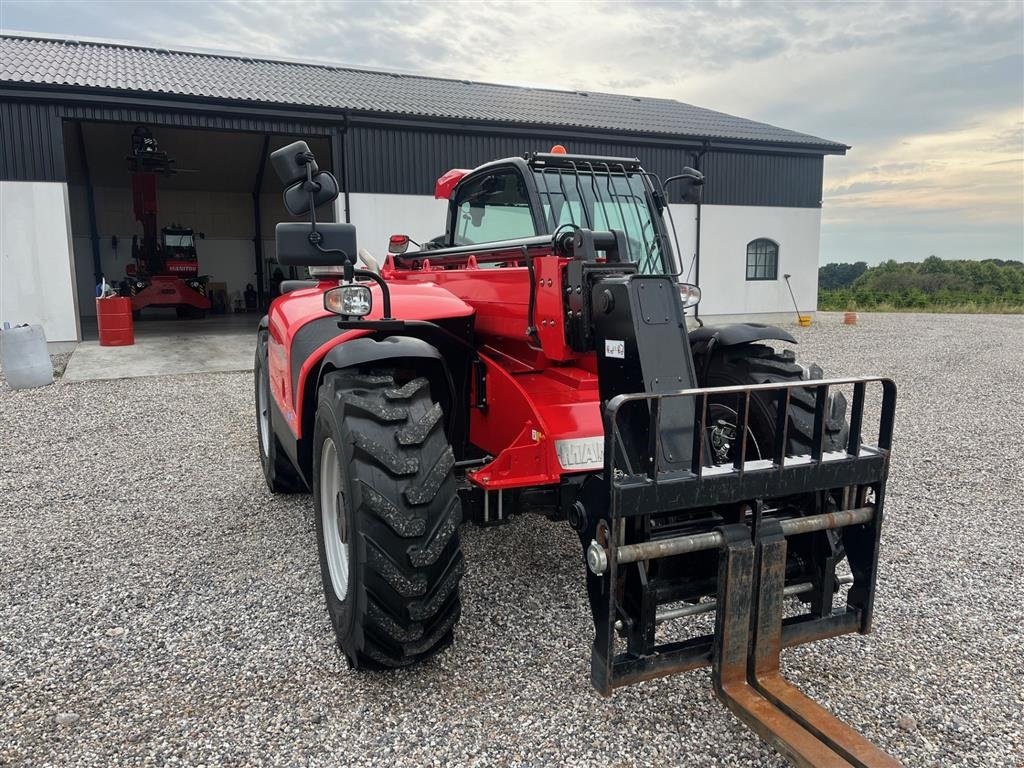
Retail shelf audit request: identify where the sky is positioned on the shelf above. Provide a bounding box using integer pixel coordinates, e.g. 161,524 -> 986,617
2,0 -> 1022,265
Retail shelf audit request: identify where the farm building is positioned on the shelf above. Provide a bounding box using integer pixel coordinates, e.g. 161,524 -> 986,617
0,32 -> 847,343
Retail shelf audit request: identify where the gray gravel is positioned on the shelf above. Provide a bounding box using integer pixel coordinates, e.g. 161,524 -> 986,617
1,312 -> 1022,767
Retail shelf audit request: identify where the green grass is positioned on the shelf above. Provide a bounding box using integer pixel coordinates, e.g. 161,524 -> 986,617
818,290 -> 1024,314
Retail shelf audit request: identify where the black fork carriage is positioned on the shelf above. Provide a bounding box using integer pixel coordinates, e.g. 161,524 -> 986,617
581,376 -> 900,767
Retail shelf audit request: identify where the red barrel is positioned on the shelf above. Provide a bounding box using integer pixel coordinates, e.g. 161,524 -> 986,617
95,297 -> 135,346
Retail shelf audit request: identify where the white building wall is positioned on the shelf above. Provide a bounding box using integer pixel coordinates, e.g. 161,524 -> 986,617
344,193 -> 449,260
694,205 -> 821,320
666,204 -> 821,321
0,181 -> 80,342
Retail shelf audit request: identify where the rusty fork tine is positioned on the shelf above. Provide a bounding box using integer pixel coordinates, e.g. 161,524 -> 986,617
713,527 -> 856,768
749,522 -> 903,768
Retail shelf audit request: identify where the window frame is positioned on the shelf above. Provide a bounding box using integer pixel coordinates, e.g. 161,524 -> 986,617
745,238 -> 779,281
446,164 -> 544,248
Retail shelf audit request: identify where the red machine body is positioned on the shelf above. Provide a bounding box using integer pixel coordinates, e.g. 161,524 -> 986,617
267,246 -> 604,492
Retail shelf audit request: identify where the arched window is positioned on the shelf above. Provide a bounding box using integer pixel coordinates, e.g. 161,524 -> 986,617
746,238 -> 778,281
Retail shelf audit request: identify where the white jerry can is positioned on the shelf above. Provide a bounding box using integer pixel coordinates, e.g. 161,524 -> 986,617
0,324 -> 54,389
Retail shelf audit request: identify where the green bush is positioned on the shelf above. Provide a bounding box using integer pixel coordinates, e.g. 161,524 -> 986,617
817,257 -> 1024,313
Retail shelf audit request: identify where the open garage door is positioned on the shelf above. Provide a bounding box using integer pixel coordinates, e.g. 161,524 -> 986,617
63,121 -> 333,335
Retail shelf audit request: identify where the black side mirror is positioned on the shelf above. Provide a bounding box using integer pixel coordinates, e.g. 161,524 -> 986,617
270,140 -> 340,216
664,166 -> 705,204
271,140 -> 356,273
271,140 -> 318,185
276,222 -> 357,267
283,170 -> 339,215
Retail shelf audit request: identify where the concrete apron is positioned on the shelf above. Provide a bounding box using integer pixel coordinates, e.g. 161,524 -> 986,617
63,331 -> 255,382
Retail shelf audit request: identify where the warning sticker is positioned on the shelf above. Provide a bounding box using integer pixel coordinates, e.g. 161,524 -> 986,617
605,339 -> 625,359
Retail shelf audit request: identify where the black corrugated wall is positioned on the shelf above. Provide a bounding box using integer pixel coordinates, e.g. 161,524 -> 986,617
0,96 -> 826,208
0,96 -> 336,183
0,100 -> 65,181
701,151 -> 823,207
346,126 -> 825,208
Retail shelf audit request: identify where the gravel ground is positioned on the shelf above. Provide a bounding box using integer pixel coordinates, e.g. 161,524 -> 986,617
1,312 -> 1022,767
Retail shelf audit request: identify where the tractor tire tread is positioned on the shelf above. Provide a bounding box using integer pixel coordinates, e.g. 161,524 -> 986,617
409,555 -> 465,621
396,403 -> 443,446
708,343 -> 848,455
343,394 -> 409,423
315,371 -> 463,670
255,331 -> 306,494
365,539 -> 428,597
352,432 -> 420,476
357,478 -> 426,537
408,496 -> 462,568
404,447 -> 455,505
385,377 -> 430,401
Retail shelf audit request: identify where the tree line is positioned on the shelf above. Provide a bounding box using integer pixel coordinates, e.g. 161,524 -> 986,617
818,256 -> 1024,313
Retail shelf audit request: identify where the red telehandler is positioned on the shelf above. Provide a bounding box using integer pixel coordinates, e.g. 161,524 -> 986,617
255,141 -> 900,767
122,127 -> 211,318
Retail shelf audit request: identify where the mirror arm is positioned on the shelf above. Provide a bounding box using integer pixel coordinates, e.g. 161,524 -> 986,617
303,155 -> 355,279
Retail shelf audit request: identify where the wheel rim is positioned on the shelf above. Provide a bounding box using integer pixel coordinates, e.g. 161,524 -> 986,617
257,371 -> 270,457
707,402 -> 764,464
320,437 -> 350,600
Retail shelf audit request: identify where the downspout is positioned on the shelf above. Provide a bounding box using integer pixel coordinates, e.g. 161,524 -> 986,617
692,141 -> 709,321
253,134 -> 270,310
74,121 -> 102,286
331,110 -> 351,223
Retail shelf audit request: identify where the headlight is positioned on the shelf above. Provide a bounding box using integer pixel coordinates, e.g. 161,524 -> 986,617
136,281 -> 145,289
324,284 -> 372,318
678,283 -> 701,309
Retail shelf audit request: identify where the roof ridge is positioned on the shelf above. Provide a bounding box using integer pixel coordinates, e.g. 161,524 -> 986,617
0,29 -> 640,102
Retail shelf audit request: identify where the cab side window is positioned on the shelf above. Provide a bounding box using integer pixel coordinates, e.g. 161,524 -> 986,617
452,170 -> 537,246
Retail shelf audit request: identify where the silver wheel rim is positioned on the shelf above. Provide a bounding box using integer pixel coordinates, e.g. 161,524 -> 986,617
257,370 -> 270,457
320,438 -> 350,600
707,403 -> 764,464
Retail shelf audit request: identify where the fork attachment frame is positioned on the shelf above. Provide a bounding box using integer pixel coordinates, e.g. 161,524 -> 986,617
581,376 -> 900,766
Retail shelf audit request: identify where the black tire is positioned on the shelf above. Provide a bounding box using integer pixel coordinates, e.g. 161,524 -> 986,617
703,344 -> 850,590
254,330 -> 306,493
312,371 -> 464,669
703,343 -> 848,460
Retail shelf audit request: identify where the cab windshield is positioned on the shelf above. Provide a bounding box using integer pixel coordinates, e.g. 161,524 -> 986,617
533,168 -> 668,274
163,233 -> 194,249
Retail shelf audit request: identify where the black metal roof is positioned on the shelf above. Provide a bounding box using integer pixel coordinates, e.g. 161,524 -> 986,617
0,33 -> 848,153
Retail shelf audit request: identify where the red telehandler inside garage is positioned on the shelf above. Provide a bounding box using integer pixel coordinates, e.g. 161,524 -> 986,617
122,127 -> 211,319
254,140 -> 900,767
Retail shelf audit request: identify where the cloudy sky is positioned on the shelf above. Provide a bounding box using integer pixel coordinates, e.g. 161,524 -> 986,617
2,0 -> 1022,264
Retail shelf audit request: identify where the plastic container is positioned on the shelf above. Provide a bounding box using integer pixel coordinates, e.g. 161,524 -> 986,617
843,312 -> 858,325
96,296 -> 135,346
797,315 -> 812,327
0,324 -> 54,389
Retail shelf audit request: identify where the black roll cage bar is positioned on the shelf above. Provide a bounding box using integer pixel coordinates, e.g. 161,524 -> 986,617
392,154 -> 680,274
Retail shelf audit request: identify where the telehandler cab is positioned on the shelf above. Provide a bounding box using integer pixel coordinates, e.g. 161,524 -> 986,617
255,140 -> 900,766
